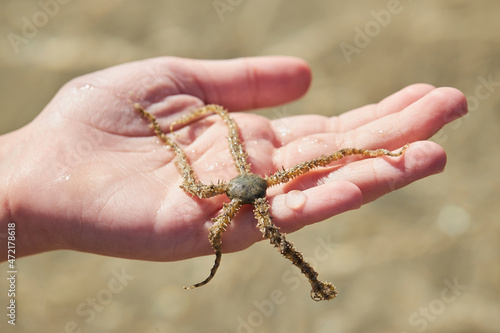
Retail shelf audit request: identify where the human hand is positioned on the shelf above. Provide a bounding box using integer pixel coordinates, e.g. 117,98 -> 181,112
0,56 -> 467,261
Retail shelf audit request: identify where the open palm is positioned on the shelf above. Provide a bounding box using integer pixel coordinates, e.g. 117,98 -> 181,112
3,56 -> 467,262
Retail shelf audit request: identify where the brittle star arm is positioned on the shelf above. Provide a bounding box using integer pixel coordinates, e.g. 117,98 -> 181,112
184,199 -> 244,289
170,104 -> 251,174
253,197 -> 338,301
134,103 -> 228,198
265,145 -> 409,187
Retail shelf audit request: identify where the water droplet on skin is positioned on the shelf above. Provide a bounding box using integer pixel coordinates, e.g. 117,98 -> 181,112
205,162 -> 216,171
79,84 -> 94,91
285,190 -> 307,210
297,137 -> 321,153
203,220 -> 213,230
279,128 -> 291,137
371,129 -> 388,136
56,174 -> 71,182
203,159 -> 228,172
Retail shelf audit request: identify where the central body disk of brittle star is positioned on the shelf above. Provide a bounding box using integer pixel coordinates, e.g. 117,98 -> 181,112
135,103 -> 407,301
227,174 -> 268,204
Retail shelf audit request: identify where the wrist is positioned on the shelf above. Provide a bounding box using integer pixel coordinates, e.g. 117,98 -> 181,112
0,127 -> 54,261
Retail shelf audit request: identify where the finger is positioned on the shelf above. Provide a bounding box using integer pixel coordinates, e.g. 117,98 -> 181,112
188,56 -> 312,110
267,180 -> 362,232
335,83 -> 436,132
343,87 -> 468,150
276,141 -> 446,205
323,141 -> 446,204
108,56 -> 311,111
270,84 -> 436,145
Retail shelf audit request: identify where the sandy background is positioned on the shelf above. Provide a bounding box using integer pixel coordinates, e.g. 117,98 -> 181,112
1,0 -> 499,332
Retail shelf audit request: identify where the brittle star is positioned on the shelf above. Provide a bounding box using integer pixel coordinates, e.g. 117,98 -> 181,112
134,103 -> 408,301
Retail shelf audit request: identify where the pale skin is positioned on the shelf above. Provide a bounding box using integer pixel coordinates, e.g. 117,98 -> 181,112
0,56 -> 468,265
